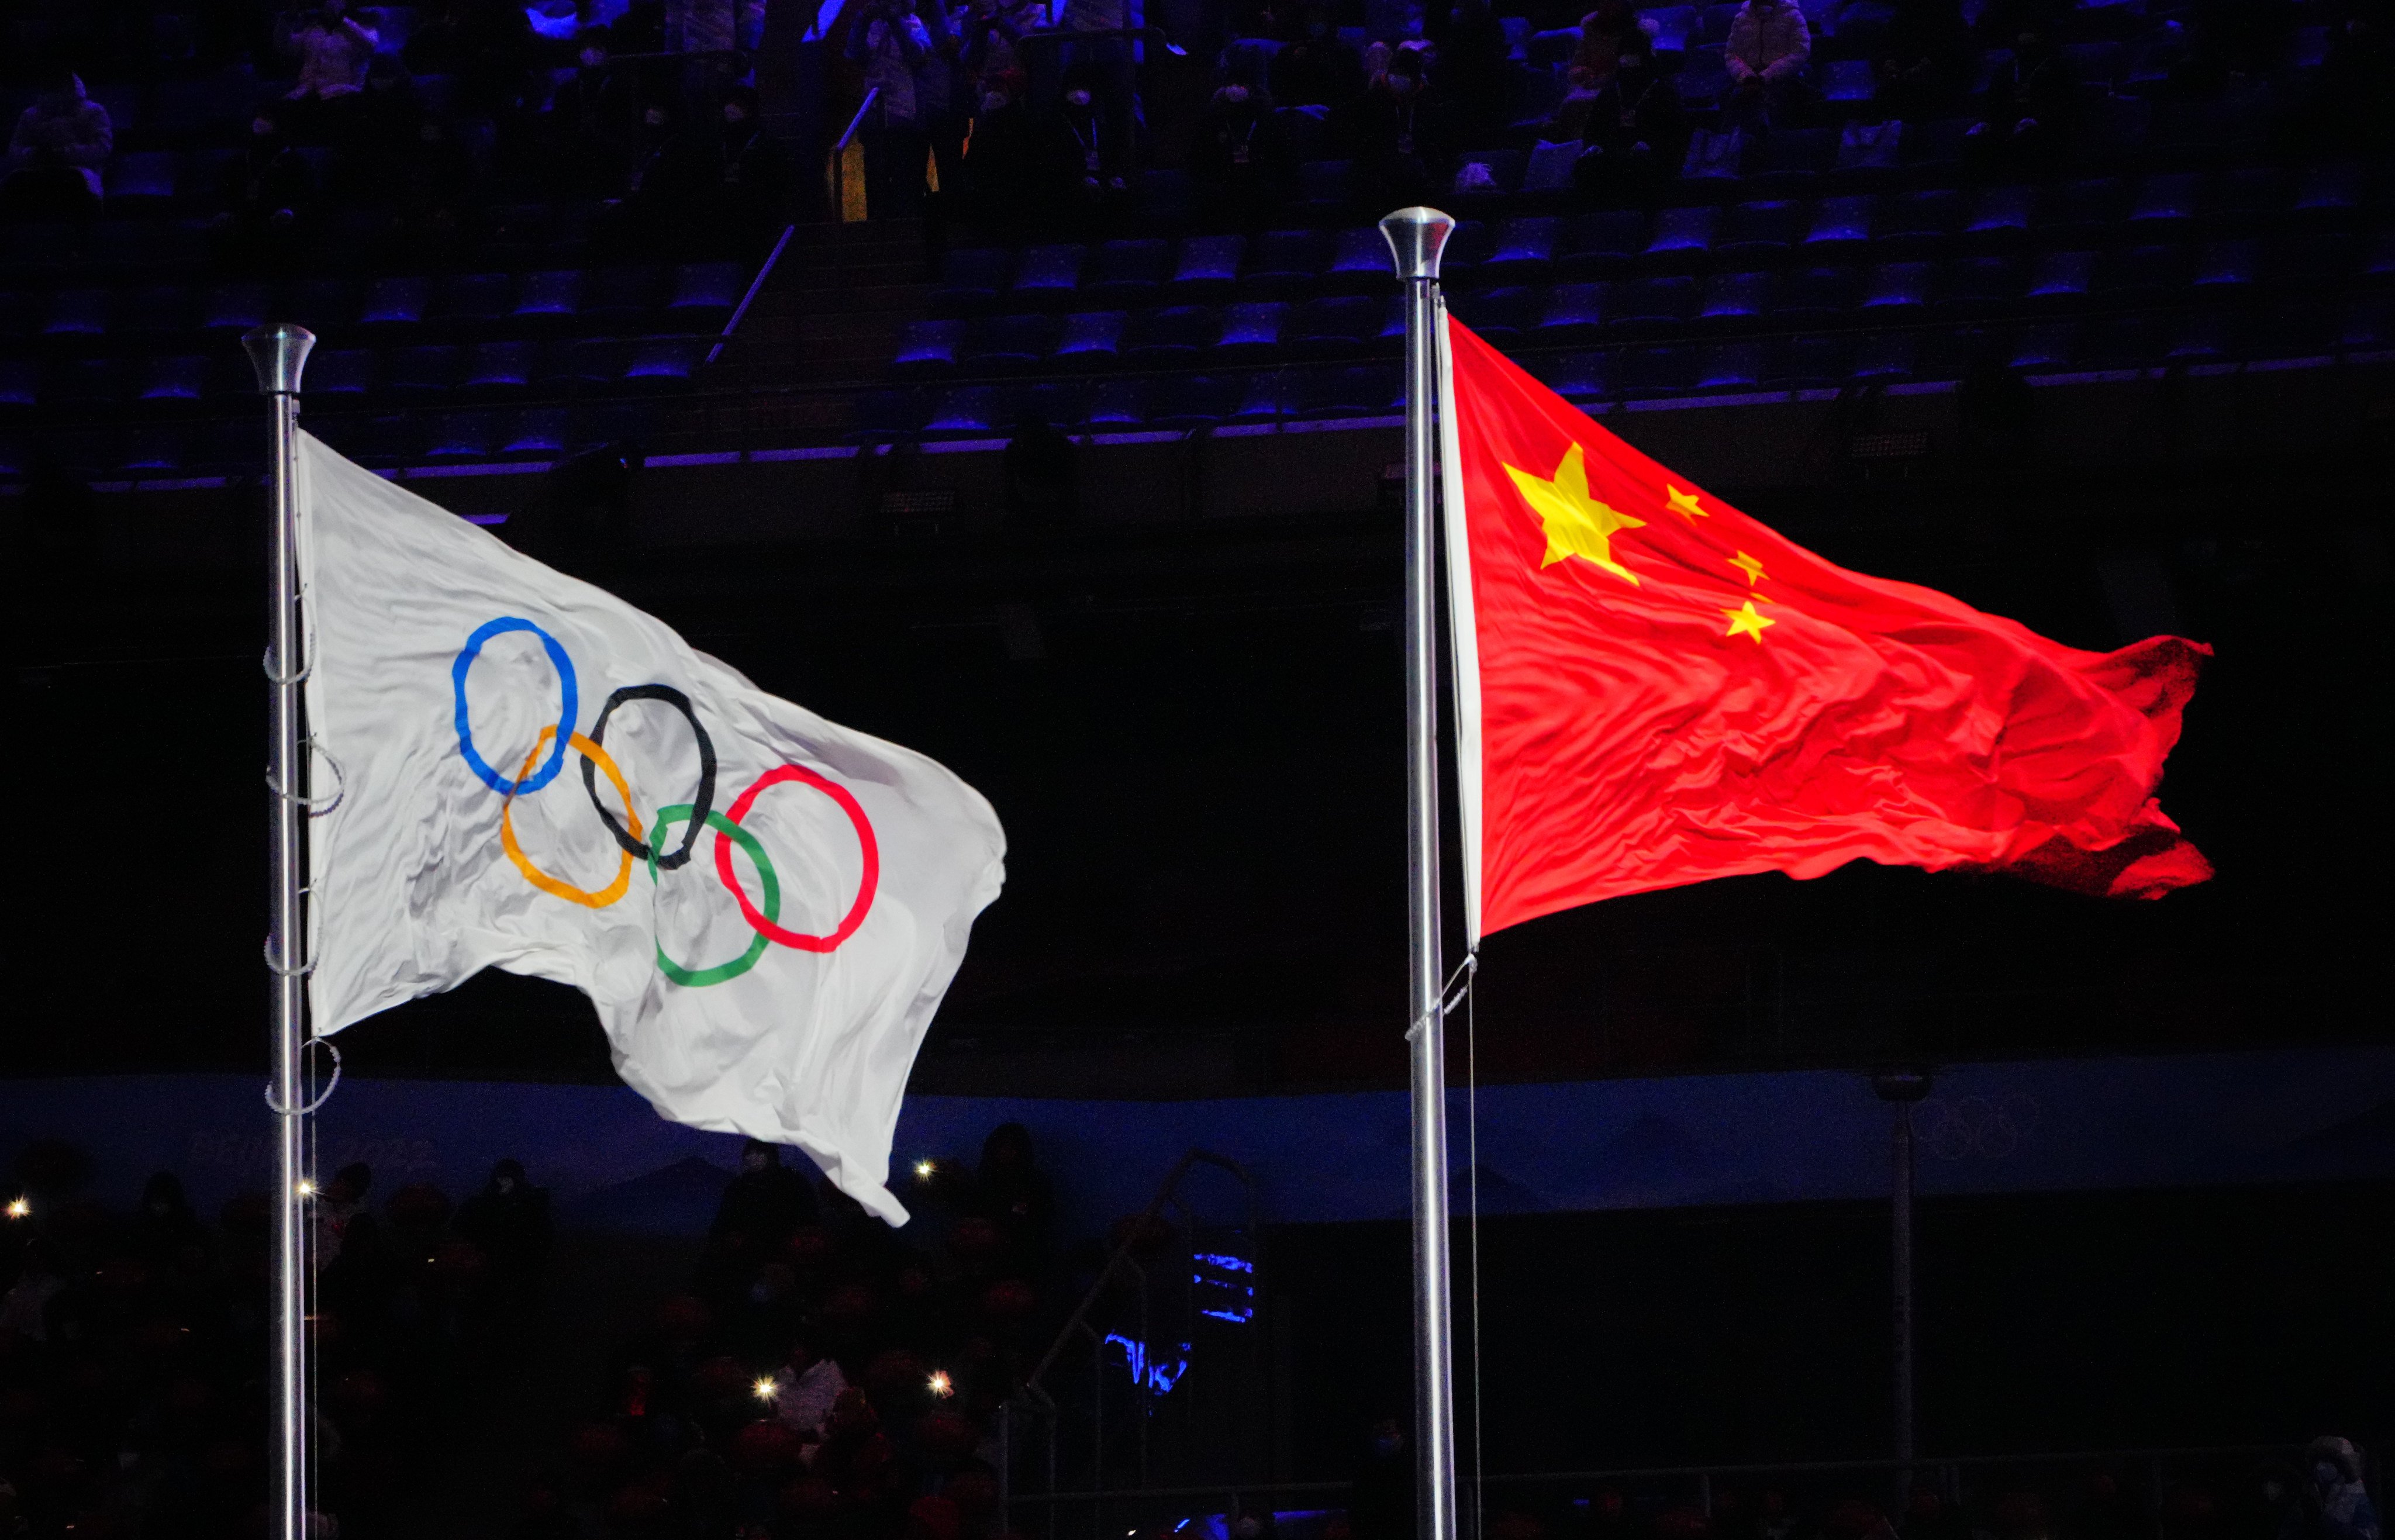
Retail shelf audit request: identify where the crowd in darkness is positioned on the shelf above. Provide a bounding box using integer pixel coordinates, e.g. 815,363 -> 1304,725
2,0 -> 796,263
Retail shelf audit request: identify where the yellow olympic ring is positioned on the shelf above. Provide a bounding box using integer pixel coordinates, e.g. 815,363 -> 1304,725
501,727 -> 643,909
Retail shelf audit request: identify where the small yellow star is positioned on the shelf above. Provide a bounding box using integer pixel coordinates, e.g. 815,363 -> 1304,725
1504,443 -> 1644,586
1728,550 -> 1767,586
1722,599 -> 1775,643
1665,485 -> 1709,523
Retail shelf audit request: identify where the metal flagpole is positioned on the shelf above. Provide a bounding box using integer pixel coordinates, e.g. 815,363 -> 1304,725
1382,205 -> 1459,1540
246,322 -> 316,1540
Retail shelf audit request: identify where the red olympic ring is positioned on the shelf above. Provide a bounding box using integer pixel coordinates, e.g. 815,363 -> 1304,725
715,765 -> 879,953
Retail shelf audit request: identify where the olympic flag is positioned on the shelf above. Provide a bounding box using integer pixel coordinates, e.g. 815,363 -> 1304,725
296,433 -> 1006,1223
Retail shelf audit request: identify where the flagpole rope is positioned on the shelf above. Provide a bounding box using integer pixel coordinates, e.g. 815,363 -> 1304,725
1464,952 -> 1484,1540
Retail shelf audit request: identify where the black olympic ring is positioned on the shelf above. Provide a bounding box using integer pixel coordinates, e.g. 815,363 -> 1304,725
581,684 -> 717,871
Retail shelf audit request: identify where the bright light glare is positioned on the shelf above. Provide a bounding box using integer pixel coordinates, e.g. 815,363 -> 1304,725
927,1370 -> 954,1397
914,1159 -> 936,1179
4,1198 -> 27,1220
753,1376 -> 780,1401
295,1181 -> 316,1198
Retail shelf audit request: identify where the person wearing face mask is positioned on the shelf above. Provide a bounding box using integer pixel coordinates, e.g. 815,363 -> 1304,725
2301,1441 -> 2382,1540
547,29 -> 639,194
1343,45 -> 1437,212
710,1140 -> 820,1265
1723,0 -> 1814,129
1573,39 -> 1686,200
2,68 -> 113,220
1192,71 -> 1286,226
848,0 -> 931,215
1044,61 -> 1131,210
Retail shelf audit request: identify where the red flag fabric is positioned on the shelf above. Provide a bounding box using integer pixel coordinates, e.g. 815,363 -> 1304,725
1437,314 -> 2211,941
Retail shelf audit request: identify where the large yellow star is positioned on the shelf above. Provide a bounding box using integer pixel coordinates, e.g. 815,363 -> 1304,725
1728,550 -> 1767,586
1504,443 -> 1644,586
1665,485 -> 1709,522
1723,599 -> 1775,642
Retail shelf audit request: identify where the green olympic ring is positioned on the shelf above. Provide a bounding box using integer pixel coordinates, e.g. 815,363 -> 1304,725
647,804 -> 779,988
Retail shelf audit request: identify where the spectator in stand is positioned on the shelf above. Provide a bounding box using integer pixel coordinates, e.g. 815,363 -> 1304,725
1344,44 -> 1439,210
1348,1415 -> 1414,1540
282,0 -> 380,119
712,1140 -> 821,1265
217,106 -> 319,263
1968,22 -> 2073,167
1572,37 -> 1687,200
1541,62 -> 1604,142
1873,0 -> 1975,120
1191,73 -> 1288,227
1271,2 -> 1366,109
1050,60 -> 1132,213
1,69 -> 114,220
456,1158 -> 553,1323
955,67 -> 1045,226
2306,1439 -> 2382,1540
712,84 -> 795,251
1436,0 -> 1514,144
910,0 -> 965,217
1572,0 -> 1655,84
774,1330 -> 850,1446
1724,0 -> 1813,127
548,29 -> 640,194
849,0 -> 931,216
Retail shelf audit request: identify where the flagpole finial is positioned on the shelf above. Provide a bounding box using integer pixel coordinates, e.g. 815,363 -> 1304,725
243,324 -> 316,396
1379,207 -> 1455,282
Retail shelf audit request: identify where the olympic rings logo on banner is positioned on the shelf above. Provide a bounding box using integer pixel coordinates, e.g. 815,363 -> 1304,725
451,616 -> 880,986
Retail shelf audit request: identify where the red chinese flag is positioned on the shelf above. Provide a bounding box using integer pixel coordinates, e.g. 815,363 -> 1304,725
1438,315 -> 2211,941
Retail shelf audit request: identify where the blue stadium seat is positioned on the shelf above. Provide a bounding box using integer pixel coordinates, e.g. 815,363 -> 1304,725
1822,59 -> 1876,104
894,319 -> 966,377
1521,140 -> 1582,194
1085,379 -> 1147,430
2096,245 -> 2189,304
106,151 -> 180,206
1618,346 -> 1693,399
2339,297 -> 2391,350
423,411 -> 505,460
1244,231 -> 1329,296
515,270 -> 585,322
2162,312 -> 2235,364
1849,331 -> 1917,382
962,314 -> 1058,373
505,409 -> 572,457
1483,216 -> 1564,282
1876,190 -> 1964,255
1751,127 -> 1837,192
42,289 -> 112,339
1900,118 -> 1972,174
1272,105 -> 1333,163
1527,26 -> 1578,65
934,248 -> 1009,315
384,344 -> 463,396
0,360 -> 40,412
1227,371 -> 1288,424
1772,268 -> 1859,324
1292,160 -> 1354,220
1644,206 -> 1720,266
2041,177 -> 2125,237
2072,95 -> 2150,164
1517,352 -> 1599,406
2246,302 -> 2338,360
2062,41 -> 2124,92
1803,194 -> 1878,255
460,340 -> 538,395
1644,4 -> 1699,51
1699,270 -> 1772,323
1939,255 -> 2024,314
1676,45 -> 1733,105
1609,276 -> 1700,332
1965,185 -> 2037,241
1715,201 -> 1803,261
1557,210 -> 1650,278
1011,244 -> 1088,310
2365,230 -> 2395,287
2007,322 -> 2078,370
304,349 -> 378,400
2291,163 -> 2366,222
1321,227 -> 1393,294
925,385 -> 1003,436
1011,381 -> 1088,432
2082,315 -> 2160,369
2125,172 -> 2206,233
1292,364 -> 1396,419
1214,302 -> 1288,361
1766,334 -> 1851,388
1536,283 -> 1610,345
1286,297 -> 1381,358
1123,306 -> 1213,366
111,284 -> 191,338
1168,236 -> 1247,301
666,261 -> 747,328
1147,375 -> 1239,429
1378,295 -> 1409,350
2024,250 -> 2097,301
1442,220 -> 1496,276
2192,238 -> 2261,291
1692,341 -> 1766,390
134,355 -> 213,403
1054,312 -> 1125,370
1085,239 -> 1171,304
284,278 -> 358,335
849,389 -> 923,443
118,429 -> 188,475
357,275 -> 433,332
1859,261 -> 1934,315
1452,287 -> 1539,346
1698,1 -> 1740,43
199,282 -> 273,334
582,267 -> 662,324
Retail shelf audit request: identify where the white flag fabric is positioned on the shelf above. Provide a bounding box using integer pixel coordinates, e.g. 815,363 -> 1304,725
297,432 -> 1006,1223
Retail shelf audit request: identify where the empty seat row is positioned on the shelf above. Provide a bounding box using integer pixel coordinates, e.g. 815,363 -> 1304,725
0,337 -> 713,415
0,263 -> 747,349
900,248 -> 2394,375
0,404 -> 652,481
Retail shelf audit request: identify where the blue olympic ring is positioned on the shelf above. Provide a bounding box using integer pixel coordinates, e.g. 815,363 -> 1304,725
453,617 -> 580,795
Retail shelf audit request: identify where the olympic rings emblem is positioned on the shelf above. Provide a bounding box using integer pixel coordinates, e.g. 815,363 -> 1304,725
452,617 -> 879,985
